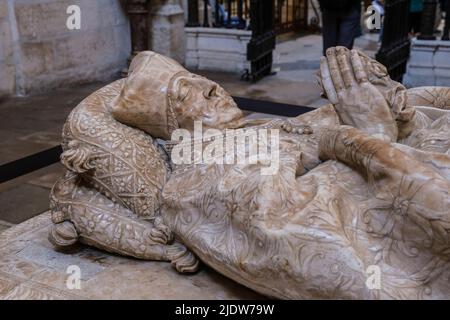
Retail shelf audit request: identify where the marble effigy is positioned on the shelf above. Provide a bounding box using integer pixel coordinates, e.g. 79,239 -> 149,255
48,47 -> 450,299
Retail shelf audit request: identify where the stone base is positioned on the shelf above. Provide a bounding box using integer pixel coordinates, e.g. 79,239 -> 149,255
0,212 -> 262,299
185,27 -> 251,73
404,38 -> 450,87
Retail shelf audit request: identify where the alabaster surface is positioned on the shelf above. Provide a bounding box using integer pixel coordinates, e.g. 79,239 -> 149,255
49,49 -> 450,299
0,212 -> 261,299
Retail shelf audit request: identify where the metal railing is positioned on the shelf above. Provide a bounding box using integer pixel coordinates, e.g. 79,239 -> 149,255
186,0 -> 250,29
186,0 -> 309,33
245,0 -> 276,81
274,0 -> 309,34
418,0 -> 438,40
376,0 -> 411,82
418,0 -> 450,40
444,0 -> 450,40
186,0 -> 277,81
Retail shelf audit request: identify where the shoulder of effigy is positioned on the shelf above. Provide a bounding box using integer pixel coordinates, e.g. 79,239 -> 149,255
63,79 -> 159,139
67,79 -> 125,121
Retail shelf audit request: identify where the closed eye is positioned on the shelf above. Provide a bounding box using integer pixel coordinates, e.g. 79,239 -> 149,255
205,86 -> 216,98
180,85 -> 191,102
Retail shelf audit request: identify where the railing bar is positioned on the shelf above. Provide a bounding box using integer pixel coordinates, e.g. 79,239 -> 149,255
214,0 -> 220,27
443,0 -> 450,40
0,146 -> 63,184
203,0 -> 209,27
227,0 -> 232,27
186,0 -> 200,27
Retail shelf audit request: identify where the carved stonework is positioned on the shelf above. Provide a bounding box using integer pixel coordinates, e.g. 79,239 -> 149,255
49,47 -> 450,299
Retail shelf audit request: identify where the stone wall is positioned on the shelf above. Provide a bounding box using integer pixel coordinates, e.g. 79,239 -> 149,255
0,0 -> 131,97
0,0 -> 15,97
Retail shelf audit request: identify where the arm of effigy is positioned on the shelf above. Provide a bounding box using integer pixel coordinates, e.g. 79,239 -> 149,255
318,126 -> 450,246
49,170 -> 198,273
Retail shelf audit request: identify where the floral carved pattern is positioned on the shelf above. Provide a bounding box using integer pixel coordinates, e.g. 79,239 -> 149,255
48,50 -> 450,299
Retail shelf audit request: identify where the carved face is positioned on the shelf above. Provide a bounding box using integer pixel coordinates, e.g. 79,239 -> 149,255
170,74 -> 244,131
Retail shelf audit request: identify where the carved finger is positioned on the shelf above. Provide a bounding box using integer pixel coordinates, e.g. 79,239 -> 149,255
154,217 -> 174,243
315,70 -> 324,95
150,226 -> 171,244
336,47 -> 356,88
356,49 -> 373,65
350,50 -> 368,83
320,56 -> 339,104
167,242 -> 200,274
326,47 -> 345,92
356,49 -> 388,79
